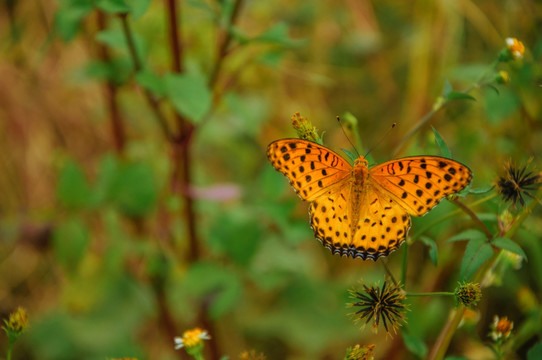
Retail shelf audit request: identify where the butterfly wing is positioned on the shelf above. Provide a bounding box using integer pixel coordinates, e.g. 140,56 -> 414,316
350,185 -> 411,260
310,179 -> 411,261
267,139 -> 352,201
309,184 -> 353,256
369,156 -> 472,216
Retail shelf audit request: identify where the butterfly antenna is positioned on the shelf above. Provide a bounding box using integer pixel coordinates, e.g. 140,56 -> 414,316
364,122 -> 397,158
337,116 -> 360,157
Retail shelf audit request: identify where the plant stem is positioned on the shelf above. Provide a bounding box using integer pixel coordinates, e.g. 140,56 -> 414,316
208,0 -> 244,90
97,11 -> 125,153
164,2 -> 219,359
381,259 -> 398,286
407,292 -> 454,297
6,342 -> 12,360
401,241 -> 408,286
428,306 -> 466,360
119,13 -> 173,140
451,198 -> 493,239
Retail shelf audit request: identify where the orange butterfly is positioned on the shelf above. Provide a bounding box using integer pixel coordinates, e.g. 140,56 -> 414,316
267,139 -> 472,260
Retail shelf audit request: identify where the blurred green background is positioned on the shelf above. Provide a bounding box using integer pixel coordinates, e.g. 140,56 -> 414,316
0,0 -> 541,359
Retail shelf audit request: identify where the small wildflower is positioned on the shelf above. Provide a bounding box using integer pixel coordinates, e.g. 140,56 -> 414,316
3,307 -> 28,343
239,349 -> 266,360
174,328 -> 211,359
345,344 -> 375,360
496,160 -> 542,207
495,70 -> 510,84
349,281 -> 407,334
489,315 -> 513,341
454,282 -> 482,308
291,112 -> 323,144
505,37 -> 525,59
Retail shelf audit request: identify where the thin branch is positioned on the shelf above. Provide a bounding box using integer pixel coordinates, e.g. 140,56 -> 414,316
97,11 -> 125,153
167,0 -> 183,74
119,13 -> 173,140
164,2 -> 219,359
451,198 -> 493,239
208,0 -> 244,88
380,259 -> 398,286
427,306 -> 466,360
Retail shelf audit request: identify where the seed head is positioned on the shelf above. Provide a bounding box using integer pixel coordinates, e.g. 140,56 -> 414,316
349,281 -> 407,335
455,282 -> 482,308
496,161 -> 541,207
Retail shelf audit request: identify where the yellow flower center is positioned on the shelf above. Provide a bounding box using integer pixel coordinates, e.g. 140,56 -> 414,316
505,38 -> 525,59
182,328 -> 206,348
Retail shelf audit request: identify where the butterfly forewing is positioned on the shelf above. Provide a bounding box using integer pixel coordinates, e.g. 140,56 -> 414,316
267,139 -> 352,201
369,156 -> 472,216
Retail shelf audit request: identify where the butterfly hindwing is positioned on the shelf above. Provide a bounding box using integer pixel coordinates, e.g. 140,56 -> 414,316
267,139 -> 352,201
350,186 -> 411,260
309,185 -> 352,256
369,156 -> 472,216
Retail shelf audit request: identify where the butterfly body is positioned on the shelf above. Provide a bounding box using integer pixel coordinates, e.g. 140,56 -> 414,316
267,139 -> 472,260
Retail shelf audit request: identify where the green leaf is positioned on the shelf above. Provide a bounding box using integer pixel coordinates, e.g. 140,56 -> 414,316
57,160 -> 91,209
53,0 -> 93,42
164,72 -> 212,122
254,22 -> 304,47
259,50 -> 286,67
445,91 -> 476,102
53,218 -> 89,271
485,83 -> 500,95
219,0 -> 236,24
468,186 -> 494,194
492,237 -> 528,260
129,0 -> 151,19
95,28 -> 146,60
207,212 -> 263,267
527,342 -> 542,360
460,238 -> 494,280
445,357 -> 469,360
419,236 -> 438,265
402,331 -> 428,358
183,262 -> 242,318
341,148 -> 357,162
442,79 -> 453,97
95,0 -> 130,13
447,229 -> 487,243
110,162 -> 157,217
91,153 -> 119,207
135,70 -> 166,97
432,127 -> 451,158
484,88 -> 521,124
81,58 -> 132,85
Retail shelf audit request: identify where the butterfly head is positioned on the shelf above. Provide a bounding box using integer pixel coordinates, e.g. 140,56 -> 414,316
354,156 -> 369,168
353,156 -> 370,184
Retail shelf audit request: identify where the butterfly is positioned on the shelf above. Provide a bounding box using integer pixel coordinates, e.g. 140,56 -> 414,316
267,139 -> 472,260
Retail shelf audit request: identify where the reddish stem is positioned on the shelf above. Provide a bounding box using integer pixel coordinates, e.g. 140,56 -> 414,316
97,11 -> 125,153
